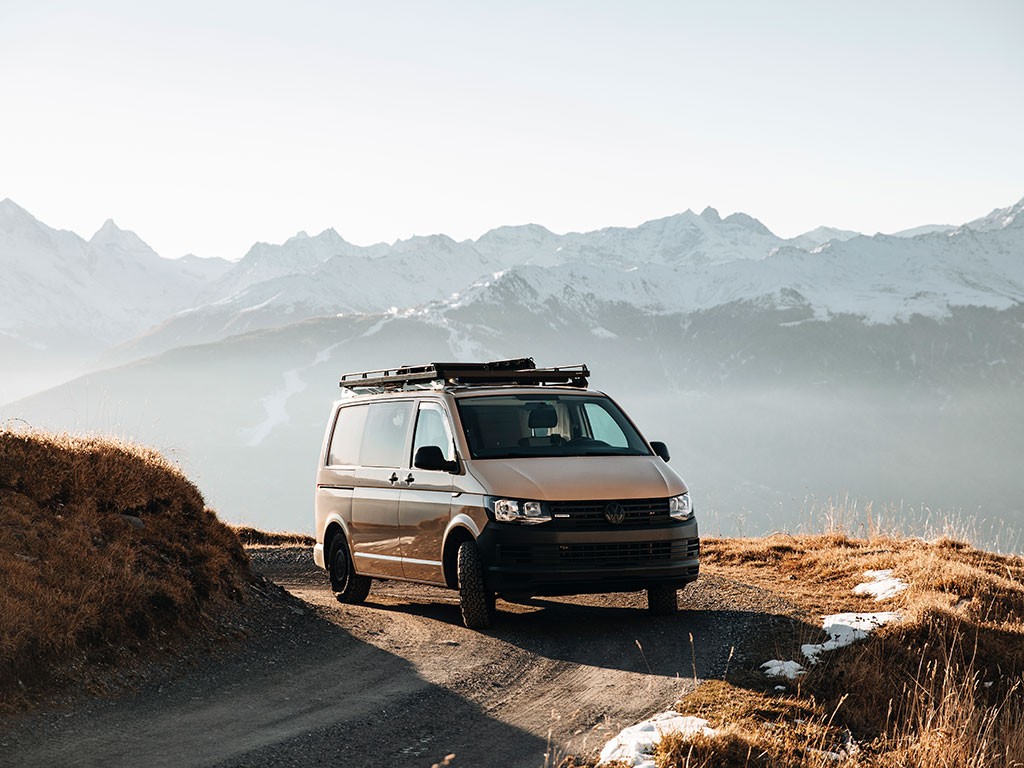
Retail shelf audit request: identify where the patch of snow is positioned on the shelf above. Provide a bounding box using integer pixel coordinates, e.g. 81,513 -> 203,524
238,292 -> 283,314
802,612 -> 902,664
761,659 -> 806,679
363,317 -> 390,336
591,326 -> 618,338
313,343 -> 343,366
598,711 -> 716,768
240,368 -> 307,447
853,569 -> 908,601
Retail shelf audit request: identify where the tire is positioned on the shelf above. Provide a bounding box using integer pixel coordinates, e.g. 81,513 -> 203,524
329,536 -> 372,604
647,584 -> 678,616
457,540 -> 495,629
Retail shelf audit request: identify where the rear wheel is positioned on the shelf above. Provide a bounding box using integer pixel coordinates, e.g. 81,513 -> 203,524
647,584 -> 678,616
457,540 -> 495,629
329,537 -> 372,604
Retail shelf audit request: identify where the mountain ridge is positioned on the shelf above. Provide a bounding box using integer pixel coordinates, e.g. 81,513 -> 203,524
3,195 -> 1022,380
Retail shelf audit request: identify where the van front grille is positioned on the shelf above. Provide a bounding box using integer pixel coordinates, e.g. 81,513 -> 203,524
498,538 -> 699,568
547,498 -> 672,529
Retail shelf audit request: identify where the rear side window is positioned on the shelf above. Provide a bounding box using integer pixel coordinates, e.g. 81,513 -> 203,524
327,404 -> 368,466
359,401 -> 414,467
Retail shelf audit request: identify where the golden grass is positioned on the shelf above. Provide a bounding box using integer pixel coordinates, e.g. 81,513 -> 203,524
651,534 -> 1024,767
0,429 -> 251,710
231,525 -> 314,547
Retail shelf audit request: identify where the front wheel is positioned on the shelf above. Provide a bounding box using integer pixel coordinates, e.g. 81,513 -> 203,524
329,537 -> 372,604
647,584 -> 678,616
457,540 -> 495,629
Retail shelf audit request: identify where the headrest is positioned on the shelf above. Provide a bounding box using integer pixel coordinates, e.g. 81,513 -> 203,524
528,405 -> 558,429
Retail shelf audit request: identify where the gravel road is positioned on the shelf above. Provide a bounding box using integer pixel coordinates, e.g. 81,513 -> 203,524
1,546 -> 801,768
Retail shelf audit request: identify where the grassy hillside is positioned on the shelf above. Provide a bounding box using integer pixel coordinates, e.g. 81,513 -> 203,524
0,429 -> 251,711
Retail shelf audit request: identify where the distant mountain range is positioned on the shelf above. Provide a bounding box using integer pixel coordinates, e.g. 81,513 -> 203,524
2,197 -> 1019,371
2,196 -> 1022,541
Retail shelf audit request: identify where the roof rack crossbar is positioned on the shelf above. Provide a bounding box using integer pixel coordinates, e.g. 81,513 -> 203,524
339,358 -> 590,392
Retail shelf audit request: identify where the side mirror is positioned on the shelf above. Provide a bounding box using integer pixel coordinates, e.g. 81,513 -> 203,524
414,445 -> 458,473
650,441 -> 670,462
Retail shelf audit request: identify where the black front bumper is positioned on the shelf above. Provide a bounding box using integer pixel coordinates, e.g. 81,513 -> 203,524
476,518 -> 700,597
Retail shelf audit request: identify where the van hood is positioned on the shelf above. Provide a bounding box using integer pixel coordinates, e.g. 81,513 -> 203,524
466,455 -> 687,501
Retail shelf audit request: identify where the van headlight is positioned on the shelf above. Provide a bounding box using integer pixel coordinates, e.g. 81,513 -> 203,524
492,498 -> 552,525
668,493 -> 693,522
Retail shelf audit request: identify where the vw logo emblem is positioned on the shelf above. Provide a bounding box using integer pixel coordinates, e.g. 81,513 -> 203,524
604,502 -> 626,525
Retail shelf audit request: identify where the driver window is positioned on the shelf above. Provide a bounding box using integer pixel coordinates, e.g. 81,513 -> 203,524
412,403 -> 455,463
583,402 -> 630,447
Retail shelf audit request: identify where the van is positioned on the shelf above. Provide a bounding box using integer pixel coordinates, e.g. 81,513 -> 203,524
313,358 -> 699,628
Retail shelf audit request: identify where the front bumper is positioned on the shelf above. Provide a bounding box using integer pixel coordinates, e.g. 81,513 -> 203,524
476,518 -> 699,597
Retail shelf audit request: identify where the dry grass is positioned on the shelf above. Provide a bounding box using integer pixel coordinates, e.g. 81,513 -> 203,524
0,429 -> 251,711
231,525 -> 314,547
651,533 -> 1024,767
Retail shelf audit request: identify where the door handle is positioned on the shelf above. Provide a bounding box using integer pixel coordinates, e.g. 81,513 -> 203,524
389,472 -> 399,484
405,473 -> 415,484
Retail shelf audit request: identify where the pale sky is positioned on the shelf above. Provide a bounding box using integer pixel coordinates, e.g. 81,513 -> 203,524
1,0 -> 1022,260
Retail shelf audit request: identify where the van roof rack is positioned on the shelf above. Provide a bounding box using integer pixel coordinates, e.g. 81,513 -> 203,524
339,358 -> 590,393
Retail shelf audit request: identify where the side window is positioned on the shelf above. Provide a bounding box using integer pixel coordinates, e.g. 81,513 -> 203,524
412,403 -> 455,463
359,401 -> 414,468
327,404 -> 368,466
583,402 -> 630,447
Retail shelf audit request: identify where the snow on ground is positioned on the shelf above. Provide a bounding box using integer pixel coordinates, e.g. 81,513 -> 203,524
603,567 -> 913,760
761,659 -> 806,679
853,569 -> 909,600
597,711 -> 716,768
802,612 -> 902,664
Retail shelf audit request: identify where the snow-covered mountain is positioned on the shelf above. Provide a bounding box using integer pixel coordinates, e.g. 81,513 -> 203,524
6,197 -> 1022,367
447,213 -> 1024,326
103,198 -> 1024,362
112,206 -> 798,359
0,198 -> 226,352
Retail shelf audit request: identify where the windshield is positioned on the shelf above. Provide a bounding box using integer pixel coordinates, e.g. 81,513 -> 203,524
455,393 -> 651,460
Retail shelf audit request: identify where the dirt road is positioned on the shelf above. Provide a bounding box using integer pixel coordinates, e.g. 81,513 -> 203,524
1,547 -> 800,767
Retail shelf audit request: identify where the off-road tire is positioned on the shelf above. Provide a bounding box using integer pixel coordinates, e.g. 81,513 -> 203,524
457,540 -> 495,629
647,584 -> 678,616
329,537 -> 372,604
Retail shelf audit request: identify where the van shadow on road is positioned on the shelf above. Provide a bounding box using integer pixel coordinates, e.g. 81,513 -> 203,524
364,585 -> 808,683
2,592 -> 550,768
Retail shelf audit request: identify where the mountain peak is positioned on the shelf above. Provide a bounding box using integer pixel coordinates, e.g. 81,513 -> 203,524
89,218 -> 158,256
0,197 -> 40,225
967,196 -> 1024,232
478,223 -> 555,240
700,206 -> 722,222
723,211 -> 774,236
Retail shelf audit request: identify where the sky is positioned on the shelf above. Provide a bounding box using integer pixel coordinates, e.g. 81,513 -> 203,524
1,0 -> 1022,261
